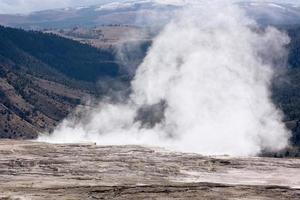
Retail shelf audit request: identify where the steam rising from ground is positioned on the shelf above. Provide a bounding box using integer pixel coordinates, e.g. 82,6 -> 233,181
39,1 -> 291,156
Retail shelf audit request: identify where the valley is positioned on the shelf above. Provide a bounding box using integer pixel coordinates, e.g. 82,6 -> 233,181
2,24 -> 300,153
44,25 -> 153,49
1,1 -> 300,199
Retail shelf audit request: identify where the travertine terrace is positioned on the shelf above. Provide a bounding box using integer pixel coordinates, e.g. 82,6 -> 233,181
0,140 -> 300,199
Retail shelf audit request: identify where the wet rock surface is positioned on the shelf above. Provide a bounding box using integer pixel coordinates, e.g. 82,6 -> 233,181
0,140 -> 300,199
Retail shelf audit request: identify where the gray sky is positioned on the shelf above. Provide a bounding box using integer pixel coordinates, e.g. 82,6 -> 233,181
0,0 -> 300,14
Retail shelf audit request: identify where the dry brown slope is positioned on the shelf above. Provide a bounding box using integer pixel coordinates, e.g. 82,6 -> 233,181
0,64 -> 90,139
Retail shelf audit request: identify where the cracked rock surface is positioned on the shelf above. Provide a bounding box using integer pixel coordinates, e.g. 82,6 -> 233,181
0,140 -> 300,199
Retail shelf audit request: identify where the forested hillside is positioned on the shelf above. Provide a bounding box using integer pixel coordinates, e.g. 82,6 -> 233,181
0,26 -> 126,139
0,26 -> 122,82
288,27 -> 300,68
272,26 -> 300,149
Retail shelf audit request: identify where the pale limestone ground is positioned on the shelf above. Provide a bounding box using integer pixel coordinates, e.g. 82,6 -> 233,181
0,140 -> 300,199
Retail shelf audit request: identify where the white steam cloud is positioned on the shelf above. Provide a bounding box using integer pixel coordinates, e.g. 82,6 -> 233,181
39,1 -> 291,156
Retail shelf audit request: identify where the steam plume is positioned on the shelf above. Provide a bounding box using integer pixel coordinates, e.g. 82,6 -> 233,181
39,1 -> 291,156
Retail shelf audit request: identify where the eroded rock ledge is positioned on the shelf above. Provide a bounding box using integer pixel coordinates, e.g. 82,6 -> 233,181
0,140 -> 299,199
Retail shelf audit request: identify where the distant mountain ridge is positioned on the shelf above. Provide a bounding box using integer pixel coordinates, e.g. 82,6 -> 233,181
1,1 -> 300,30
0,1 -> 178,29
240,2 -> 300,26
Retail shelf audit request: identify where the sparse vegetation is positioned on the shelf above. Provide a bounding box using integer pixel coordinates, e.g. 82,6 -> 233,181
0,26 -> 122,82
0,26 -> 129,139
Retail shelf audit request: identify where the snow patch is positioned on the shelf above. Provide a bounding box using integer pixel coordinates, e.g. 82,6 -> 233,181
75,6 -> 88,10
268,3 -> 286,10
